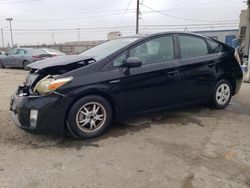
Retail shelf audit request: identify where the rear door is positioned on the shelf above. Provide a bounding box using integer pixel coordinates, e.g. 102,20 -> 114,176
117,35 -> 181,116
177,34 -> 219,103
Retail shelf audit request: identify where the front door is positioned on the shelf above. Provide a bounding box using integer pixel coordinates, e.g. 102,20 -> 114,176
14,49 -> 27,68
118,35 -> 181,116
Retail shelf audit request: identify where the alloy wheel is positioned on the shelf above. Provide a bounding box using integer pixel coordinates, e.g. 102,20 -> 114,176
215,83 -> 231,106
75,102 -> 106,133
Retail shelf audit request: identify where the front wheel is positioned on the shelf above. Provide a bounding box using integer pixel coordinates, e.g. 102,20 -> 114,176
212,79 -> 232,109
67,95 -> 113,139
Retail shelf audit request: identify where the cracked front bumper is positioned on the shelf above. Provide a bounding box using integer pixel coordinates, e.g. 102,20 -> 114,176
10,86 -> 72,135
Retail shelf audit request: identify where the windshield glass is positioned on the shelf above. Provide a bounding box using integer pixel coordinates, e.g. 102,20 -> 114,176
79,37 -> 139,61
26,48 -> 46,54
7,48 -> 18,55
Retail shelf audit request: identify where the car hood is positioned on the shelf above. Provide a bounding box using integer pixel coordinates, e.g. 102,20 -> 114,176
27,55 -> 95,70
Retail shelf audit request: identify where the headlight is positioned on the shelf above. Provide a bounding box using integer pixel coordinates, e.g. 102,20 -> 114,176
33,75 -> 73,94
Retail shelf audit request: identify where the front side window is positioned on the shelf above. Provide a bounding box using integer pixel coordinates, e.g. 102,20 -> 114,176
129,36 -> 174,65
179,35 -> 208,58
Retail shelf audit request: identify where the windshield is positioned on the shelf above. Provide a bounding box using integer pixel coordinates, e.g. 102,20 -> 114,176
26,48 -> 46,54
79,37 -> 139,61
7,48 -> 18,55
43,48 -> 61,53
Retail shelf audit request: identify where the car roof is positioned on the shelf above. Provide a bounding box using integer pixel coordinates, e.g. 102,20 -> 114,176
120,31 -> 211,40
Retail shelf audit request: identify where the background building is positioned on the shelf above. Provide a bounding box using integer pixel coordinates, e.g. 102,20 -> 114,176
195,29 -> 238,47
239,6 -> 250,57
108,31 -> 122,40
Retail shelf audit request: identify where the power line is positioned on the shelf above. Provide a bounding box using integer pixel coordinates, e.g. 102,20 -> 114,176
0,0 -> 41,4
141,3 -> 239,23
10,23 -> 239,32
118,0 -> 134,27
15,11 -> 136,22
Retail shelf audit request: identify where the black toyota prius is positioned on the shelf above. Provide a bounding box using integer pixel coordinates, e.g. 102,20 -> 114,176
10,32 -> 243,138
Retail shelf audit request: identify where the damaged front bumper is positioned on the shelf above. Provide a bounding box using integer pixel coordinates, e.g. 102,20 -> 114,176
10,85 -> 72,135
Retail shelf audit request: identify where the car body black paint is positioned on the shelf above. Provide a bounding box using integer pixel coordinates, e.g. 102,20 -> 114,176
10,32 -> 243,135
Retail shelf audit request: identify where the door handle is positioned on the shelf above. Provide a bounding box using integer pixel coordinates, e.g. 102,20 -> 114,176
208,63 -> 216,68
167,70 -> 179,77
109,79 -> 120,84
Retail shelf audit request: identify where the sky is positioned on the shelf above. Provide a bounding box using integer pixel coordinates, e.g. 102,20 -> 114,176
0,0 -> 248,46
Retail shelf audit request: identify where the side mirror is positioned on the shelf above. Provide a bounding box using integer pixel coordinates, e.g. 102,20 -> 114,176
123,57 -> 142,68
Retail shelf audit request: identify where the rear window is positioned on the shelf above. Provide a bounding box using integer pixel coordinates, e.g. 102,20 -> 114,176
206,39 -> 222,54
179,35 -> 208,58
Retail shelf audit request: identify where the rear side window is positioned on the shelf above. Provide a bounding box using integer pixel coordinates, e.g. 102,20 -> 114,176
179,35 -> 208,58
17,49 -> 27,55
206,39 -> 222,54
129,35 -> 174,64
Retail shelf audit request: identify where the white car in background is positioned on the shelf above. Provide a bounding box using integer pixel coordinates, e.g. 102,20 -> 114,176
41,48 -> 65,56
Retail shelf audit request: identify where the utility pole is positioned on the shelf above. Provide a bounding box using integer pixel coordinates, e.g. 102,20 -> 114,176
5,18 -> 13,47
77,28 -> 80,41
51,33 -> 54,44
1,28 -> 4,48
136,0 -> 140,34
245,0 -> 250,82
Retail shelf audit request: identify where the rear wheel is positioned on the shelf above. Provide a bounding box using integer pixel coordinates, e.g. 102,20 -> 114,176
212,79 -> 232,109
23,60 -> 30,70
67,95 -> 112,139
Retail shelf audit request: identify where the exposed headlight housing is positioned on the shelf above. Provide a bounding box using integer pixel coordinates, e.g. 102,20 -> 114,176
33,75 -> 73,94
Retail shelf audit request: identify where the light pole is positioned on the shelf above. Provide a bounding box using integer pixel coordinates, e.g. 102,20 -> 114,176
5,18 -> 14,47
77,28 -> 80,41
51,33 -> 55,44
136,0 -> 140,34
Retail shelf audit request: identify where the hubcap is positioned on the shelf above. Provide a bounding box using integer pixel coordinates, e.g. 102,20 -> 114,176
216,83 -> 230,106
76,102 -> 106,133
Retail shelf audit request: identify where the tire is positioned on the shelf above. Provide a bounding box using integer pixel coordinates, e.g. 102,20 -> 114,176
212,79 -> 232,109
67,95 -> 113,139
0,60 -> 5,68
23,60 -> 30,70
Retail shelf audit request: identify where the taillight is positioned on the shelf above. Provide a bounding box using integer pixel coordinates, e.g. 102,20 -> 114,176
234,50 -> 241,65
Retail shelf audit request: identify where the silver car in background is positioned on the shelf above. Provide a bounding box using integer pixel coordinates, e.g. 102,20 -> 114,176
0,48 -> 55,69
